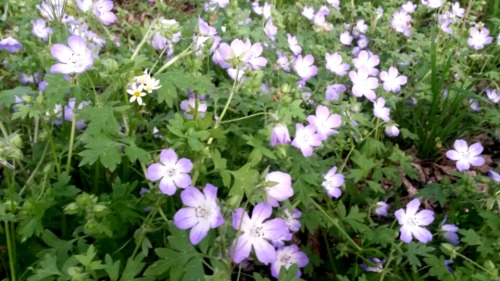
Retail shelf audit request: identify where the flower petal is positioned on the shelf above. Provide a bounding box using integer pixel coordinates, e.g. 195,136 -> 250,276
159,149 -> 178,165
415,210 -> 434,226
253,239 -> 276,265
405,199 -> 421,217
468,143 -> 483,156
251,203 -> 273,223
176,158 -> 194,173
146,163 -> 166,181
231,236 -> 252,263
173,208 -> 198,230
173,173 -> 192,188
399,225 -> 413,243
413,226 -> 433,243
180,187 -> 204,207
159,177 -> 176,195
189,221 -> 210,245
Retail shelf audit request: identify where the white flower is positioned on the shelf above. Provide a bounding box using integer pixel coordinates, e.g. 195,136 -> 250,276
385,124 -> 400,137
380,67 -> 408,93
144,76 -> 161,93
395,199 -> 435,243
322,166 -> 344,198
127,83 -> 146,105
340,31 -> 353,45
446,140 -> 485,171
486,89 -> 499,103
325,52 -> 350,76
373,97 -> 391,122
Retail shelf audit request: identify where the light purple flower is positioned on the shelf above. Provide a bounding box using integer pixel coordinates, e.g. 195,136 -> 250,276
322,166 -> 344,198
391,10 -> 412,37
451,2 -> 464,18
151,32 -> 168,50
76,0 -> 93,12
488,170 -> 500,183
438,14 -> 452,34
248,43 -> 267,70
355,19 -> 368,34
213,39 -> 253,69
276,51 -> 291,72
65,98 -> 90,130
93,0 -> 116,25
395,199 -> 434,243
37,0 -> 65,21
353,50 -> 380,76
402,2 -> 417,13
349,69 -> 378,100
264,19 -> 278,41
291,124 -> 322,157
373,97 -> 391,122
441,224 -> 459,245
361,257 -> 386,272
31,19 -> 53,41
0,37 -> 23,53
340,31 -> 353,45
445,139 -> 485,171
265,171 -> 293,207
385,124 -> 400,137
282,208 -> 302,233
313,6 -> 330,27
357,35 -> 369,49
468,27 -> 493,50
422,0 -> 443,9
230,203 -> 289,264
307,105 -> 341,140
486,89 -> 499,103
445,260 -> 454,273
374,201 -> 389,217
173,184 -> 224,245
146,149 -> 193,195
50,35 -> 94,74
287,34 -> 302,56
301,6 -> 315,20
180,97 -> 207,119
270,124 -> 291,146
325,52 -> 350,76
380,67 -> 407,93
325,84 -> 346,101
293,54 -> 318,81
210,0 -> 229,8
327,0 -> 340,10
270,245 -> 309,278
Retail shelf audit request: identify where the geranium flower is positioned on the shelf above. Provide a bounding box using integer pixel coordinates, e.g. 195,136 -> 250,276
375,201 -> 389,217
349,69 -> 378,100
373,97 -> 391,122
385,124 -> 400,137
353,50 -> 380,76
180,96 -> 207,119
76,0 -> 93,12
340,31 -> 353,45
281,208 -> 302,233
264,19 -> 278,41
31,19 -> 53,41
395,199 -> 434,243
213,39 -> 252,69
93,0 -> 116,25
468,27 -> 493,50
322,166 -> 344,198
37,0 -> 66,21
422,0 -> 443,8
445,139 -> 485,171
230,203 -> 289,264
301,6 -> 315,20
380,67 -> 407,93
287,34 -> 302,55
441,224 -> 459,245
270,245 -> 309,278
146,149 -> 193,195
391,10 -> 412,37
306,105 -> 341,140
50,35 -> 94,74
173,184 -> 224,245
486,89 -> 499,103
0,37 -> 23,53
276,51 -> 291,72
270,124 -> 291,146
325,84 -> 346,101
325,52 -> 350,76
264,171 -> 293,207
361,258 -> 386,272
291,124 -> 322,157
402,2 -> 417,13
293,54 -> 318,81
64,98 -> 90,130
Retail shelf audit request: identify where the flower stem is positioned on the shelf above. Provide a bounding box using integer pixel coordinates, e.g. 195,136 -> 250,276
131,24 -> 154,60
311,200 -> 362,252
456,252 -> 489,272
4,221 -> 16,281
220,112 -> 268,124
65,115 -> 76,173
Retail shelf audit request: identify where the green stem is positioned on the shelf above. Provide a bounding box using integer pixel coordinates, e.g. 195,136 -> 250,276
131,197 -> 163,258
131,24 -> 155,60
4,221 -> 16,281
42,122 -> 61,175
66,115 -> 76,173
456,253 -> 489,272
220,112 -> 268,124
153,44 -> 194,77
310,200 -> 362,252
379,242 -> 400,281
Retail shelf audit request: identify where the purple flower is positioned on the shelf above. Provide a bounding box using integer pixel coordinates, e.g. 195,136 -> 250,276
37,0 -> 65,21
325,52 -> 350,76
230,203 -> 289,264
395,199 -> 435,243
322,166 -> 344,198
380,67 -> 407,93
93,0 -> 116,26
422,0 -> 443,9
173,184 -> 224,245
270,124 -> 291,146
306,105 -> 341,140
441,224 -> 459,245
353,50 -> 380,76
287,34 -> 302,56
282,208 -> 302,233
373,97 -> 391,122
488,170 -> 500,183
445,139 -> 485,171
291,124 -> 322,157
151,32 -> 168,50
31,19 -> 53,41
313,6 -> 330,27
264,19 -> 278,41
445,260 -> 454,273
276,51 -> 291,72
248,43 -> 267,70
0,37 -> 23,53
293,54 -> 318,81
270,245 -> 309,278
375,201 -> 389,217
340,31 -> 353,45
213,39 -> 253,69
438,14 -> 452,34
265,171 -> 293,207
385,124 -> 400,137
146,149 -> 193,195
402,2 -> 417,13
50,35 -> 94,75
349,69 -> 378,100
180,97 -> 207,119
325,84 -> 346,101
451,2 -> 464,18
391,10 -> 412,37
357,35 -> 369,49
210,0 -> 229,8
76,0 -> 93,12
301,6 -> 315,20
65,98 -> 90,130
361,257 -> 386,272
486,89 -> 499,103
468,27 -> 493,50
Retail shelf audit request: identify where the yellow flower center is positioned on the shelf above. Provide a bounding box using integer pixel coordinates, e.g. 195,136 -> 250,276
134,91 -> 141,97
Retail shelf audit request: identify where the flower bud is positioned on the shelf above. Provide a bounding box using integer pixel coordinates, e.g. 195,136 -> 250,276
385,125 -> 400,137
270,124 -> 291,147
64,202 -> 80,215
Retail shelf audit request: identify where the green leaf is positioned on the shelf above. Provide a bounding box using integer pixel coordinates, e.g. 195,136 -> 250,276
0,86 -> 36,106
423,255 -> 450,280
27,254 -> 62,281
124,145 -> 148,164
79,134 -> 121,171
350,151 -> 378,177
120,254 -> 148,281
342,205 -> 369,233
44,75 -> 74,108
406,242 -> 434,272
459,229 -> 482,246
417,183 -> 447,207
229,163 -> 260,203
104,254 -> 121,281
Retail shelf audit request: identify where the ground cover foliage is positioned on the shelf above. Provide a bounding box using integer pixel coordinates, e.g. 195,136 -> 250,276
0,0 -> 499,280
